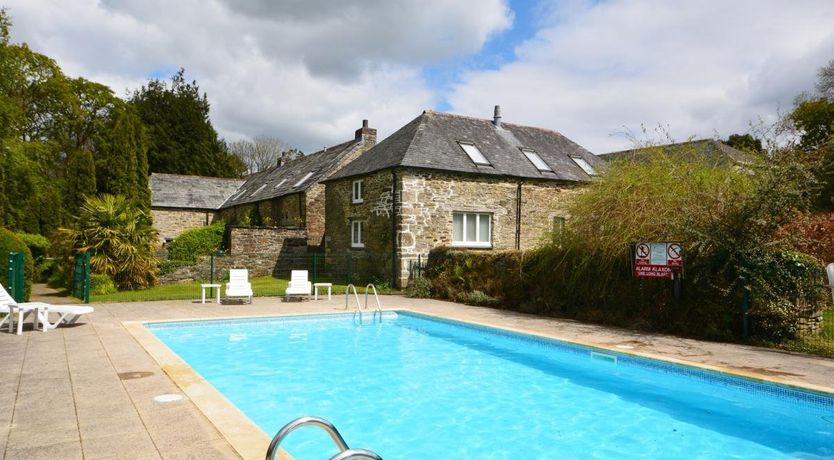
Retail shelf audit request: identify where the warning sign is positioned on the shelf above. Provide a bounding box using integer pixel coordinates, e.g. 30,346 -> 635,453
633,241 -> 683,279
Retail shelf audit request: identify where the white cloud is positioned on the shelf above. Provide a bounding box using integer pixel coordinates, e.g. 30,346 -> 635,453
3,0 -> 511,150
447,0 -> 834,153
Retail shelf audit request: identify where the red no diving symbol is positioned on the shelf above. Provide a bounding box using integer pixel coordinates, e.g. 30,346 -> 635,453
667,243 -> 682,260
636,243 -> 650,259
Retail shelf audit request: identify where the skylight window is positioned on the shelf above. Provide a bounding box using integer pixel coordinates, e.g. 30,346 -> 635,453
571,157 -> 597,176
293,172 -> 314,187
458,142 -> 490,166
250,184 -> 267,196
521,148 -> 552,172
273,179 -> 287,189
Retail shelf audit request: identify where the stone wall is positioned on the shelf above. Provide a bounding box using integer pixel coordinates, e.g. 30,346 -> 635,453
305,183 -> 326,247
158,253 -> 282,283
228,226 -> 307,255
325,168 -> 581,287
151,208 -> 216,244
324,169 -> 395,283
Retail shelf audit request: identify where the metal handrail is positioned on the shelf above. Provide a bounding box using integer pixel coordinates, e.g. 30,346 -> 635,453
364,284 -> 382,316
344,284 -> 362,311
265,416 -> 383,460
329,449 -> 384,460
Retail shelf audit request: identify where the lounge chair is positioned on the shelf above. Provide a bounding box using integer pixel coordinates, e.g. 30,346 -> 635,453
0,283 -> 94,335
285,270 -> 311,301
225,269 -> 253,303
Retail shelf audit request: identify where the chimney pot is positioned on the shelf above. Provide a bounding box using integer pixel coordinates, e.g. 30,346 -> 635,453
493,105 -> 502,127
362,119 -> 369,128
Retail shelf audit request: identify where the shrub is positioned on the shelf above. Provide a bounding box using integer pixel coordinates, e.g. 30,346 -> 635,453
56,194 -> 158,290
166,221 -> 225,263
461,290 -> 499,307
0,227 -> 34,301
89,273 -> 117,295
406,276 -> 432,298
15,232 -> 52,282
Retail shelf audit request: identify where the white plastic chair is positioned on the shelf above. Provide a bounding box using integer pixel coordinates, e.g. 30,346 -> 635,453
225,269 -> 253,303
285,270 -> 311,300
826,263 -> 834,302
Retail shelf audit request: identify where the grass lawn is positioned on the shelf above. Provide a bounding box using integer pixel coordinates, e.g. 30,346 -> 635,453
91,276 -> 399,303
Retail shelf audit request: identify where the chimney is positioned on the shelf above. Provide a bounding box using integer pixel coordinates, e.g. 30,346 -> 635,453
355,119 -> 377,145
493,105 -> 502,127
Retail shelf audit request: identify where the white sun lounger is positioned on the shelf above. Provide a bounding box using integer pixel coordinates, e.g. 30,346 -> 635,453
285,270 -> 312,300
0,283 -> 94,335
225,269 -> 253,303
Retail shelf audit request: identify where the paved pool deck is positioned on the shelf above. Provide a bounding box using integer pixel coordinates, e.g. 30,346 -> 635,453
1,295 -> 833,459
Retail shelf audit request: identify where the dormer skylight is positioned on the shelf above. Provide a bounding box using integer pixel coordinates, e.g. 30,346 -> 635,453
571,157 -> 597,176
293,172 -> 314,187
250,184 -> 267,196
521,148 -> 552,172
458,142 -> 491,166
273,179 -> 287,189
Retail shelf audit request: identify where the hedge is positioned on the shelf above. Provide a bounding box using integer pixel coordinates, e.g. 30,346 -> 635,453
166,221 -> 225,263
0,227 -> 34,301
424,245 -> 827,342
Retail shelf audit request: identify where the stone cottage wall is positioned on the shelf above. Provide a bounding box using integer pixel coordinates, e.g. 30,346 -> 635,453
228,226 -> 307,255
324,169 -> 395,283
151,208 -> 216,244
518,181 -> 581,249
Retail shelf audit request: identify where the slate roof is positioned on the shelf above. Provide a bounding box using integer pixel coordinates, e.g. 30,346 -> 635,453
221,139 -> 360,207
600,139 -> 753,166
150,173 -> 245,210
326,110 -> 604,182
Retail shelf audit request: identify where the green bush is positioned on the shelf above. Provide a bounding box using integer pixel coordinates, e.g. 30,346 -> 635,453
0,227 -> 34,301
167,221 -> 225,263
15,233 -> 52,282
90,273 -> 117,295
461,290 -> 499,307
406,276 -> 432,298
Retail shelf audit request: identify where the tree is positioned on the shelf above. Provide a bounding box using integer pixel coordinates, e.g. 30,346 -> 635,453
817,58 -> 834,99
724,133 -> 763,154
228,136 -> 294,174
57,194 -> 158,290
129,69 -> 242,177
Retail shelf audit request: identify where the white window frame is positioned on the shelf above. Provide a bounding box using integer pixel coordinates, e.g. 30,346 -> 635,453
273,178 -> 287,189
451,212 -> 492,248
521,148 -> 552,172
458,141 -> 491,166
294,172 -> 314,187
571,157 -> 597,176
351,220 -> 365,248
352,179 -> 364,204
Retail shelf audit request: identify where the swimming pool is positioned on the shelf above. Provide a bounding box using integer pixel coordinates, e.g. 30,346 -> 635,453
147,311 -> 834,459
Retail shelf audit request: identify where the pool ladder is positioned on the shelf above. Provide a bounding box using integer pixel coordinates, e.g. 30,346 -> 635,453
345,284 -> 382,323
265,416 -> 383,460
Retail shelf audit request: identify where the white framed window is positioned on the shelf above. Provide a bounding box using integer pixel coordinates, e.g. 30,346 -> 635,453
294,172 -> 314,187
452,212 -> 491,248
571,157 -> 597,176
351,220 -> 365,248
458,142 -> 491,166
521,148 -> 552,172
352,179 -> 364,203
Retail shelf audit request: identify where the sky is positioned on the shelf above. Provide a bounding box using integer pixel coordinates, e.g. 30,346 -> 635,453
4,0 -> 834,154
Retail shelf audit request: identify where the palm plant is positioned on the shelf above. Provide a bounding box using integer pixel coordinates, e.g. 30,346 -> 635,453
58,194 -> 158,290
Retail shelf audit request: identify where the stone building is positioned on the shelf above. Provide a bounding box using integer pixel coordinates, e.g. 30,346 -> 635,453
218,121 -> 376,248
149,121 -> 377,250
149,173 -> 244,244
323,107 -> 605,287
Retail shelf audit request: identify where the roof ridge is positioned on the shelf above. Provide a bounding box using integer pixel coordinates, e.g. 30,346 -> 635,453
150,172 -> 245,181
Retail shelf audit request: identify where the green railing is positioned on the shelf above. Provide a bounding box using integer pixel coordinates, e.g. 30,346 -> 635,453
72,253 -> 91,303
7,252 -> 25,302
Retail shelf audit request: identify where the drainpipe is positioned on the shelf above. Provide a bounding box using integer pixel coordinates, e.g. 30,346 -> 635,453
515,181 -> 522,250
391,169 -> 398,288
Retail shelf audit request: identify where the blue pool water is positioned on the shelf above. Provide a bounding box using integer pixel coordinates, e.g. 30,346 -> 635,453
148,312 -> 834,459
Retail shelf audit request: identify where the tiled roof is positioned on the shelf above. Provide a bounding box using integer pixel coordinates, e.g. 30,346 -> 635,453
150,173 -> 245,210
221,139 -> 360,207
326,110 -> 604,182
600,139 -> 753,166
